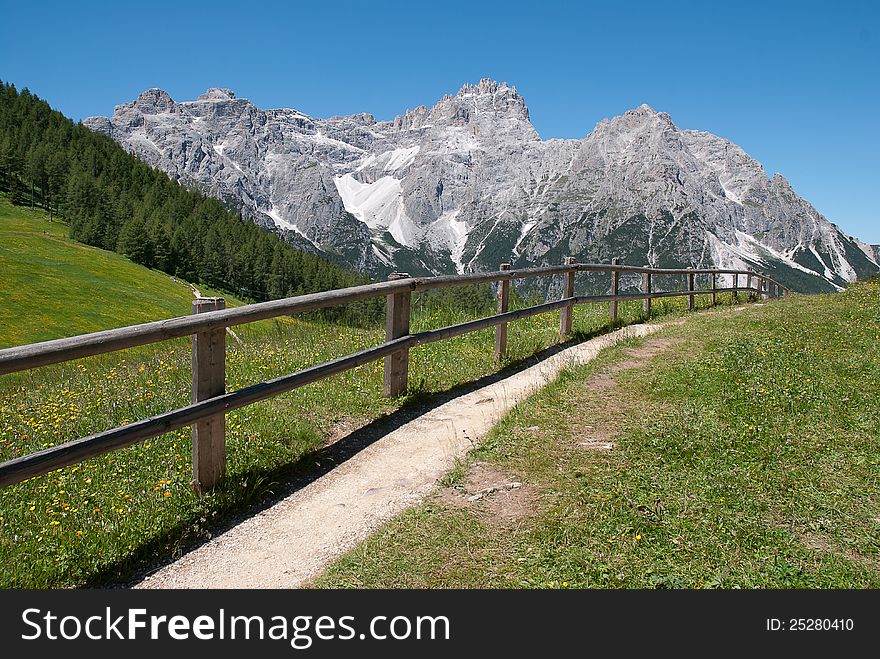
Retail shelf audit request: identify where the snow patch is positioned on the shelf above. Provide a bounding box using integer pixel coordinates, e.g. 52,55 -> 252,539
127,131 -> 162,155
429,209 -> 467,272
718,178 -> 742,205
265,205 -> 318,248
855,239 -> 880,266
371,242 -> 395,267
711,230 -> 843,291
212,141 -> 244,173
513,220 -> 537,256
333,174 -> 420,247
312,130 -> 364,153
816,224 -> 857,282
466,214 -> 506,271
357,146 -> 420,173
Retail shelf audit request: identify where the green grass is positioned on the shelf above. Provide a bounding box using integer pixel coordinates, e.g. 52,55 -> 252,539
0,198 -> 753,588
0,197 -> 232,347
316,280 -> 880,588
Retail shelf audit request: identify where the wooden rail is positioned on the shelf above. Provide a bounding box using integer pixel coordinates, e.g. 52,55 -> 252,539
0,261 -> 788,490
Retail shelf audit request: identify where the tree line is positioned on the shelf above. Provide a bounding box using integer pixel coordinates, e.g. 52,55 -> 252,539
0,81 -> 382,324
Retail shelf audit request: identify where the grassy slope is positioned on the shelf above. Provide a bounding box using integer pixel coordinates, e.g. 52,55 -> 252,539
317,281 -> 880,588
1,199 -> 728,587
0,197 -> 210,347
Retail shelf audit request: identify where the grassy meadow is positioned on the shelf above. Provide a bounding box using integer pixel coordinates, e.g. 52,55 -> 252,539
0,199 -> 743,588
0,197 -> 227,347
317,279 -> 880,588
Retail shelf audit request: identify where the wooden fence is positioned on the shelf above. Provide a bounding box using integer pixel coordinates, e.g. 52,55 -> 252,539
0,261 -> 787,491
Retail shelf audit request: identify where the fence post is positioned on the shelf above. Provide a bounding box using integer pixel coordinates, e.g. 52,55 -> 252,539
746,270 -> 753,301
688,271 -> 695,311
731,273 -> 738,303
560,256 -> 576,336
609,257 -> 621,326
642,266 -> 652,319
384,272 -> 411,397
711,272 -> 717,306
495,263 -> 511,361
191,297 -> 226,493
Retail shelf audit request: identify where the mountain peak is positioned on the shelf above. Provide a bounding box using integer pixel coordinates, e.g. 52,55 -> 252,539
197,88 -> 237,101
456,78 -> 513,97
771,172 -> 794,191
84,80 -> 875,290
133,88 -> 175,113
624,103 -> 674,127
589,103 -> 677,142
390,79 -> 533,133
447,78 -> 531,124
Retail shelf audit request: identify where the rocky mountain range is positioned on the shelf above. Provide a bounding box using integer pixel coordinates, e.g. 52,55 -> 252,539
84,80 -> 879,293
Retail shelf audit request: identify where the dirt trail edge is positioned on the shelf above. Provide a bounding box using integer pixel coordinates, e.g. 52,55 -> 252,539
136,322 -> 661,589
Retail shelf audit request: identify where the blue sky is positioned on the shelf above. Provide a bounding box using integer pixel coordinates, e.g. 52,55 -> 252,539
2,0 -> 878,242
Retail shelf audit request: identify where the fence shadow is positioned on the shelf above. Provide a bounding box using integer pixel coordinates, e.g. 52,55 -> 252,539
92,321 -> 626,588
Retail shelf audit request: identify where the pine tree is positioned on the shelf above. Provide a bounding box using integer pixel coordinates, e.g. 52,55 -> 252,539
117,217 -> 152,266
151,222 -> 173,272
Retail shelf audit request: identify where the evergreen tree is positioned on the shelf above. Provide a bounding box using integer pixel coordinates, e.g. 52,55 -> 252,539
150,221 -> 173,272
117,216 -> 151,266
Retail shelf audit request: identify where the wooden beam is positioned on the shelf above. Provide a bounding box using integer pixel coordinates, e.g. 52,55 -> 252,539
560,256 -> 576,336
0,278 -> 413,376
642,267 -> 652,318
0,335 -> 418,488
0,262 -> 787,377
383,273 -> 411,397
191,298 -> 226,493
576,264 -> 755,276
0,280 -> 772,489
495,263 -> 511,361
411,264 -> 572,292
577,288 -> 738,305
413,298 -> 571,346
0,299 -> 578,487
688,272 -> 695,311
609,257 -> 621,325
711,272 -> 717,306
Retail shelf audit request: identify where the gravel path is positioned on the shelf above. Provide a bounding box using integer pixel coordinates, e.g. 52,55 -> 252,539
135,322 -> 661,589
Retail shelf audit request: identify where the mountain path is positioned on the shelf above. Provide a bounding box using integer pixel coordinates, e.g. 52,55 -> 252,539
133,317 -> 703,589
